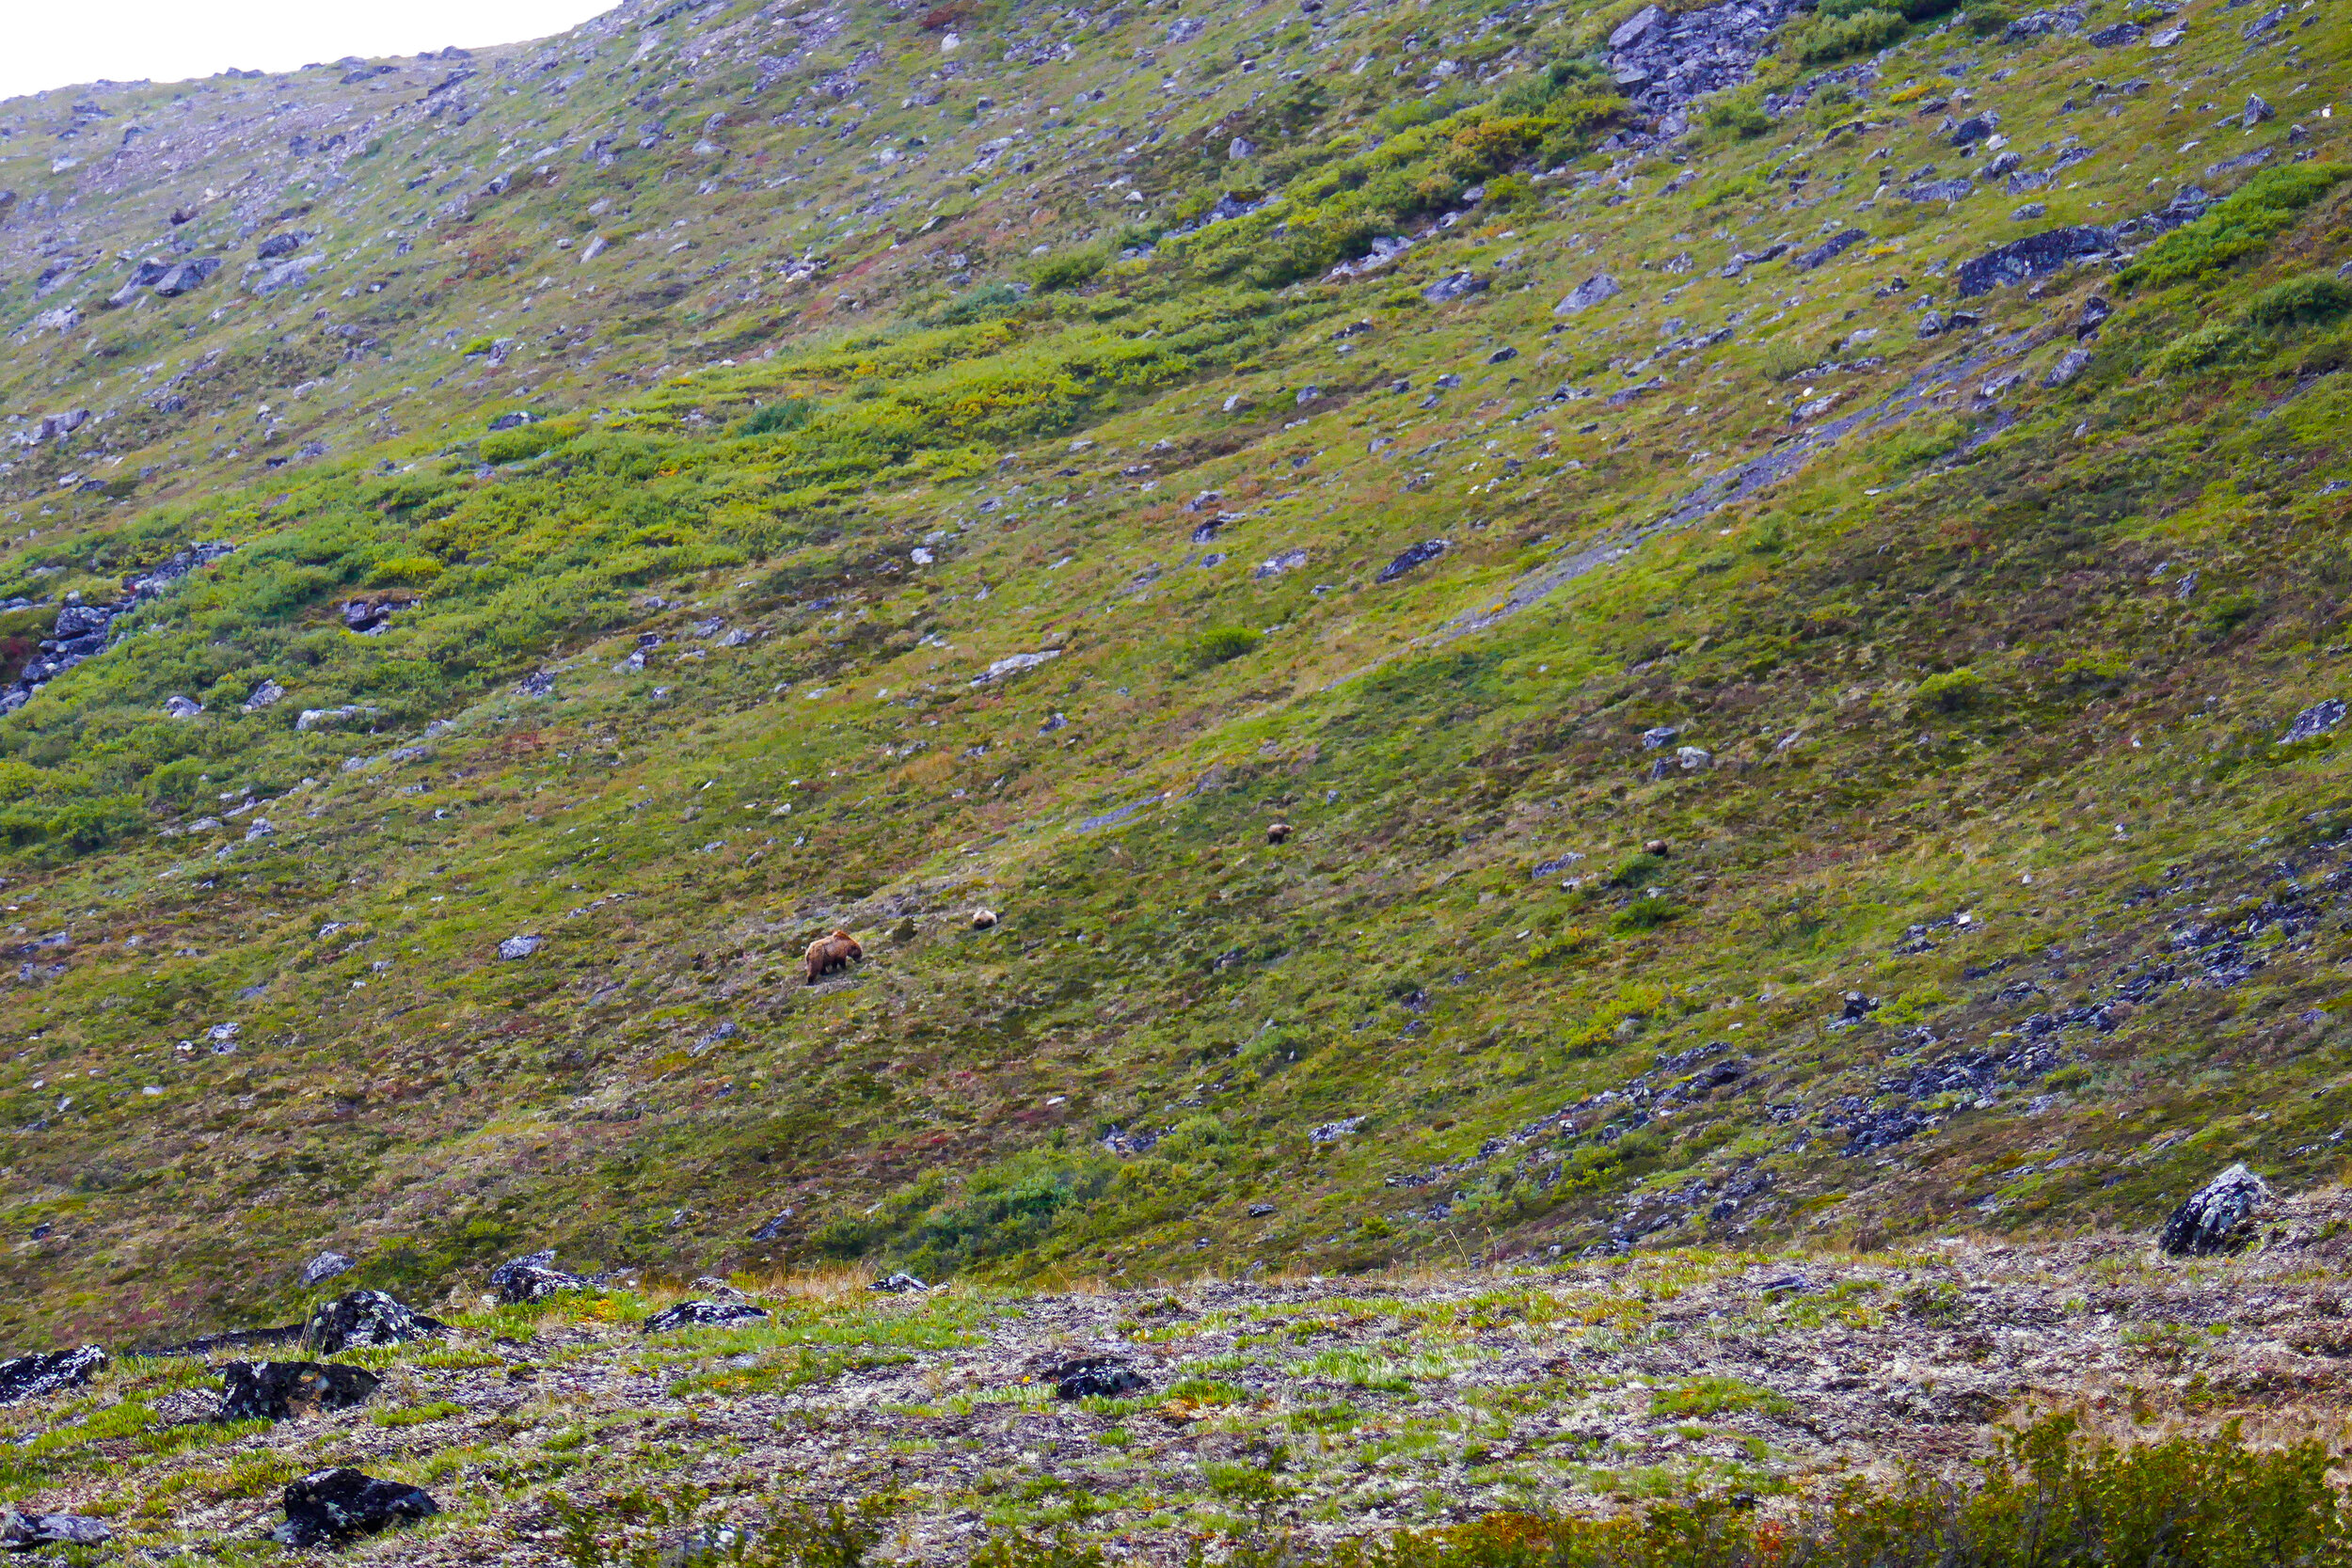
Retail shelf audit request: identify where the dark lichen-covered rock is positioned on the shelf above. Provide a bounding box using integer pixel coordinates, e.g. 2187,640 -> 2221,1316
642,1299 -> 771,1333
1955,226 -> 2112,295
274,1467 -> 438,1548
2160,1164 -> 2274,1256
490,1250 -> 590,1304
220,1360 -> 382,1421
1046,1357 -> 1149,1399
305,1289 -> 445,1354
1789,229 -> 1867,271
0,1344 -> 105,1405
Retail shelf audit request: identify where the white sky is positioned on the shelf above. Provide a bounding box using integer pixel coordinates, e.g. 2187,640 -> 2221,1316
0,0 -> 621,103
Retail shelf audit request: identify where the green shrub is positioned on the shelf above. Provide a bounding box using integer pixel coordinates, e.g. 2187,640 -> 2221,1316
1966,2 -> 2020,32
1702,89 -> 1772,139
1785,7 -> 1906,64
1609,851 -> 1667,888
1029,244 -> 1109,293
1614,895 -> 1683,931
2202,592 -> 2266,639
739,398 -> 815,436
367,555 -> 444,588
480,421 -> 567,464
2123,164 -> 2350,288
2247,273 -> 2352,331
2151,321 -> 2249,374
1757,341 -> 1815,382
1252,1414 -> 2352,1568
1649,1375 -> 1792,1418
1915,667 -> 1987,713
1183,626 -> 1264,669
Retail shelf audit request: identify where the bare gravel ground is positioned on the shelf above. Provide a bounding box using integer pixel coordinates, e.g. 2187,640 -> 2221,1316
11,1187 -> 2352,1564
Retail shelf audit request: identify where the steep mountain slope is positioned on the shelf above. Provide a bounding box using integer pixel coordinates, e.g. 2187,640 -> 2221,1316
0,0 -> 2348,1349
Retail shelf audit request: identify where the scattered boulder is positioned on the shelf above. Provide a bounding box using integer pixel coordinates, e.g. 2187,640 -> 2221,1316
300,1250 -> 355,1286
1553,274 -> 1622,315
256,231 -> 304,261
1789,230 -> 1867,271
1377,538 -> 1451,583
220,1360 -> 381,1421
2088,20 -> 2144,44
498,934 -> 543,960
870,1271 -> 929,1292
2043,348 -> 2092,387
0,1512 -> 112,1549
163,694 -> 203,719
642,1299 -> 771,1333
490,1251 -> 589,1304
1956,226 -> 2111,295
274,1468 -> 438,1549
2280,699 -> 2347,744
151,257 -> 221,296
1422,271 -> 1488,303
2244,94 -> 2276,128
1046,1356 -> 1149,1399
306,1289 -> 445,1354
241,679 -> 286,713
2160,1164 -> 2273,1256
0,1344 -> 105,1404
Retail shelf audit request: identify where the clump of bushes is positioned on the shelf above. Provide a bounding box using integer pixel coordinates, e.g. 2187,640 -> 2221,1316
1183,626 -> 1264,669
2122,164 -> 2350,288
1915,666 -> 1987,713
1783,1 -> 1909,64
738,398 -> 814,436
1206,1414 -> 2352,1568
2246,273 -> 2352,331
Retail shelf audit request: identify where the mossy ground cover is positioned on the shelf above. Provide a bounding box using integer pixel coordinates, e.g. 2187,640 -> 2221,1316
0,0 -> 2346,1354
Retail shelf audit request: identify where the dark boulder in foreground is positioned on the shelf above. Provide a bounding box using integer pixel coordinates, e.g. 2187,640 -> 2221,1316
220,1360 -> 381,1421
0,1344 -> 105,1404
306,1289 -> 445,1354
2160,1164 -> 2274,1256
275,1467 -> 439,1548
1046,1356 -> 1150,1399
642,1299 -> 771,1333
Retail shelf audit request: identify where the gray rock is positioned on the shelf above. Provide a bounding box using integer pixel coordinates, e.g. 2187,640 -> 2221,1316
220,1360 -> 381,1421
1377,539 -> 1450,583
252,257 -> 319,297
0,1344 -> 105,1404
498,933 -> 543,960
1956,225 -> 2111,295
1422,270 -> 1488,303
869,1271 -> 929,1292
2244,94 -> 2276,127
2088,20 -> 2144,43
1641,725 -> 1681,749
2003,7 -> 2086,40
2042,347 -> 2092,387
2280,699 -> 2346,744
256,231 -> 304,260
163,694 -> 203,719
306,1289 -> 445,1354
1,1512 -> 111,1549
1553,273 -> 1622,314
2159,1164 -> 2271,1255
642,1299 -> 771,1332
1789,230 -> 1867,271
1610,4 -> 1666,47
300,1250 -> 353,1286
494,1258 -> 589,1304
1948,113 -> 2000,146
1228,136 -> 1255,160
151,257 -> 220,296
274,1468 -> 438,1548
241,678 -> 286,712
1047,1357 -> 1149,1399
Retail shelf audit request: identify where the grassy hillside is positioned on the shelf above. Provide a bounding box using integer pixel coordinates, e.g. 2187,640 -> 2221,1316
0,0 -> 2348,1348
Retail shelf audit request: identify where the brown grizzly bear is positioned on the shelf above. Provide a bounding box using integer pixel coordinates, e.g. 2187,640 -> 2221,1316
803,928 -> 864,985
1266,822 -> 1293,844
